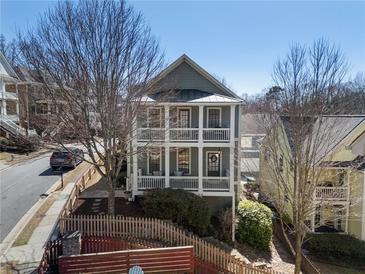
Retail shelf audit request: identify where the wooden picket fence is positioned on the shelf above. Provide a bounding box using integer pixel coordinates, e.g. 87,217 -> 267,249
60,215 -> 283,274
60,159 -> 100,218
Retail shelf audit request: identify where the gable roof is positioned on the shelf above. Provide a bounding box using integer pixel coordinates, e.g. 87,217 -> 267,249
0,52 -> 19,81
147,89 -> 241,103
152,54 -> 241,99
241,114 -> 267,135
281,115 -> 365,163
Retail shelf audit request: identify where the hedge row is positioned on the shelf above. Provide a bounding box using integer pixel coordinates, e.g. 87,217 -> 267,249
303,233 -> 365,268
141,188 -> 211,235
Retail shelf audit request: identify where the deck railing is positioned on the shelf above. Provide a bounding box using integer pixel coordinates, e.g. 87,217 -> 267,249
314,187 -> 348,201
136,127 -> 231,142
203,128 -> 230,142
137,128 -> 165,141
137,176 -> 165,190
203,177 -> 230,191
170,176 -> 199,190
170,128 -> 199,142
136,175 -> 230,192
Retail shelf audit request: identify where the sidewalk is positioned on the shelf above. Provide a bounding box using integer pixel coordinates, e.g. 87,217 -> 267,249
0,184 -> 74,273
0,148 -> 52,171
0,160 -> 95,273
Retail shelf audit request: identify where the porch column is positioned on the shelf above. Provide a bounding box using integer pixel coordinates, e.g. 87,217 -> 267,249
361,171 -> 365,240
198,105 -> 204,195
229,105 -> 235,194
345,170 -> 351,233
230,105 -> 236,241
198,147 -> 203,194
198,105 -> 203,143
311,207 -> 316,232
0,79 -> 6,116
132,117 -> 138,199
126,143 -> 131,177
15,83 -> 19,119
165,146 -> 170,188
164,106 -> 170,188
232,195 -> 236,242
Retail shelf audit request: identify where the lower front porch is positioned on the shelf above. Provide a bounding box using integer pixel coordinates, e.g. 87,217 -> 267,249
307,203 -> 349,233
130,146 -> 234,195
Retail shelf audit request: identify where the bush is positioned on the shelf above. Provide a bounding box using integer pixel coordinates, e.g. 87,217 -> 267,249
141,188 -> 210,235
236,200 -> 272,250
303,233 -> 365,268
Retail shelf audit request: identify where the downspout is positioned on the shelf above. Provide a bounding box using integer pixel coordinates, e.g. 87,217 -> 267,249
361,170 -> 365,241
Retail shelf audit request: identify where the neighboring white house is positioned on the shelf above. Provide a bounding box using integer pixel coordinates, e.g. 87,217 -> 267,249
240,113 -> 266,178
0,52 -> 19,123
127,54 -> 242,223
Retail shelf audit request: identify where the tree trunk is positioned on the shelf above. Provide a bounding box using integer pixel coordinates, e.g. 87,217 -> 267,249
108,180 -> 115,215
294,231 -> 302,274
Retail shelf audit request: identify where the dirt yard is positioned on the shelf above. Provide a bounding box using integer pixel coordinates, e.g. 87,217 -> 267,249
72,197 -> 144,216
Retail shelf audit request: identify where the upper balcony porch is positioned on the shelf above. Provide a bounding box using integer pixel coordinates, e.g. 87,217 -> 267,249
136,105 -> 238,144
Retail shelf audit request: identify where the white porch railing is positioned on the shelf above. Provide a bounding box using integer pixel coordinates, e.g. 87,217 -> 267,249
137,128 -> 165,141
169,128 -> 199,142
203,128 -> 230,142
315,187 -> 348,201
135,176 -> 230,192
170,176 -> 199,190
203,177 -> 230,191
137,176 -> 165,190
136,127 -> 231,142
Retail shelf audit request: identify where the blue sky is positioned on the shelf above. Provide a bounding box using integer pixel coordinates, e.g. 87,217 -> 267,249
1,1 -> 364,96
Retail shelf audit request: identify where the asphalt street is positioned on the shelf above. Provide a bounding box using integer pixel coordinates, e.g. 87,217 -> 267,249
0,153 -> 64,242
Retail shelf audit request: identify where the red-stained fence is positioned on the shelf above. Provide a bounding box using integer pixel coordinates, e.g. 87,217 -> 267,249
58,246 -> 194,274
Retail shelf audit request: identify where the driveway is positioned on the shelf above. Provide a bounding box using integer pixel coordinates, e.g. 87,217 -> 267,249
0,153 -> 65,242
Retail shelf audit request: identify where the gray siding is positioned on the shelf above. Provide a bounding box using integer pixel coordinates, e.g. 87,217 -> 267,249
154,62 -> 227,96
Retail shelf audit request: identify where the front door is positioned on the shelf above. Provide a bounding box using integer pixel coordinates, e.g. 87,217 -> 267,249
178,108 -> 191,128
207,152 -> 221,176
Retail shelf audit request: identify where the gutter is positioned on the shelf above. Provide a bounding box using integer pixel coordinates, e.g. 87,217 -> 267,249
361,170 -> 365,241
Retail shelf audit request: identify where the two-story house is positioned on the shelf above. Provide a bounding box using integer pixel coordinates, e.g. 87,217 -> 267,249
260,115 -> 365,240
0,52 -> 19,124
127,54 -> 242,217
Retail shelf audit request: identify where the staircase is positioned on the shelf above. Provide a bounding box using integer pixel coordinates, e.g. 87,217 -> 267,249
0,116 -> 38,150
41,120 -> 65,139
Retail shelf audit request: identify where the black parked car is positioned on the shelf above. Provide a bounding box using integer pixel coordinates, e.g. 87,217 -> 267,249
50,147 -> 84,170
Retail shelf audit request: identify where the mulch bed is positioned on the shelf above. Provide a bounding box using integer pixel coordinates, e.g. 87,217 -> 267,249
72,197 -> 144,216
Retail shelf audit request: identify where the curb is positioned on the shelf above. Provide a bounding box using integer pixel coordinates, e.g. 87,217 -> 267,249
0,150 -> 52,172
0,159 -> 95,256
0,177 -> 62,256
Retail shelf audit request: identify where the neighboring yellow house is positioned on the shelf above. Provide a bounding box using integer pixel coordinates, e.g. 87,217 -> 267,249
260,115 -> 365,240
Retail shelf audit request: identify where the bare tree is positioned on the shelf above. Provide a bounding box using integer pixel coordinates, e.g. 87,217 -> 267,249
0,34 -> 21,66
258,39 -> 362,274
18,0 -> 164,214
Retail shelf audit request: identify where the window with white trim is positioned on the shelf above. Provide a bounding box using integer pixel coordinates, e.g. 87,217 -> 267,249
177,148 -> 190,174
178,108 -> 190,128
148,108 -> 162,128
207,108 -> 221,128
241,136 -> 252,149
148,149 -> 161,173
